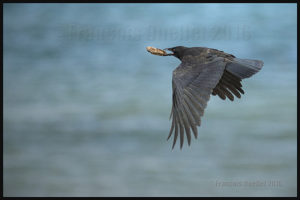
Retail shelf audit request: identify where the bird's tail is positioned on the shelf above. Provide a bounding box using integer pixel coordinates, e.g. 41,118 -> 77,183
226,58 -> 264,79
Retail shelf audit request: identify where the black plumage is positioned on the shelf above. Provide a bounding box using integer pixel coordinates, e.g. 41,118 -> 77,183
152,46 -> 263,149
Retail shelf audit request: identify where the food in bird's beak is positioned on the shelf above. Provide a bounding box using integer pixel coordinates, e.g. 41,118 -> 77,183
146,46 -> 167,56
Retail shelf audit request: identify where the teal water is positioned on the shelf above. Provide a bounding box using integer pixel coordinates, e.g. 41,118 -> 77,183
3,3 -> 297,197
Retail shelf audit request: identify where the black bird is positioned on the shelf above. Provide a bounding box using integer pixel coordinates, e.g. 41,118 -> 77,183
162,46 -> 263,149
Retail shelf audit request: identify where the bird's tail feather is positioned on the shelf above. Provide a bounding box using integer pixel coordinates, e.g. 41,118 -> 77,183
226,58 -> 263,79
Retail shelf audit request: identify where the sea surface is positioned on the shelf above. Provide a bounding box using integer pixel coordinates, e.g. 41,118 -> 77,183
3,3 -> 297,197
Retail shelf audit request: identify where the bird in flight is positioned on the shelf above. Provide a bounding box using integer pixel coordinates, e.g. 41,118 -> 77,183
146,46 -> 263,149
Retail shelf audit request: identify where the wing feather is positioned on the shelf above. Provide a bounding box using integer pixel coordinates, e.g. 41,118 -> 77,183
220,79 -> 241,98
212,70 -> 245,100
213,86 -> 226,100
167,113 -> 175,140
172,114 -> 179,149
218,84 -> 234,101
180,108 -> 192,146
168,57 -> 226,149
183,89 -> 205,117
183,97 -> 201,127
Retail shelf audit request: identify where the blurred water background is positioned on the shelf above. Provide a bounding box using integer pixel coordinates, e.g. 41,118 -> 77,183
3,3 -> 297,197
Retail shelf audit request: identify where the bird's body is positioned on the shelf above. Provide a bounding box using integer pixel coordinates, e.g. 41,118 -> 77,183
147,46 -> 263,149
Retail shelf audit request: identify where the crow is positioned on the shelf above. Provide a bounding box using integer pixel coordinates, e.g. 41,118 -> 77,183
148,46 -> 263,149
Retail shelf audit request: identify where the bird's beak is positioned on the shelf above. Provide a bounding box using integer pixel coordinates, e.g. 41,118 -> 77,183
163,48 -> 174,56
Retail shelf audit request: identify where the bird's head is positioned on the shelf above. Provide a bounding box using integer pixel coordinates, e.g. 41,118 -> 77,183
164,46 -> 187,60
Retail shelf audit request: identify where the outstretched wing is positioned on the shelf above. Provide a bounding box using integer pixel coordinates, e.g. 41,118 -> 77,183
212,58 -> 263,101
168,57 -> 227,149
212,70 -> 244,101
